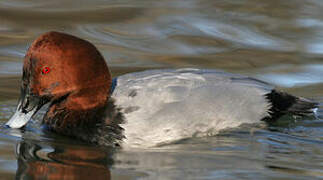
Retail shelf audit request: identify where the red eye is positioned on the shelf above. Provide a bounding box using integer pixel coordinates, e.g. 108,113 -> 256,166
42,67 -> 50,74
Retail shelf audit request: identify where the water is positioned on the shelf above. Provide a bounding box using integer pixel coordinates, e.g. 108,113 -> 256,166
0,0 -> 323,179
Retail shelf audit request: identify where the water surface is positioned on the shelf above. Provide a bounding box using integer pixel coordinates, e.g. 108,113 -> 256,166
0,0 -> 323,179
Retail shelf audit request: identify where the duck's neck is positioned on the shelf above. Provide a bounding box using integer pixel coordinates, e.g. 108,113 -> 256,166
43,88 -> 125,146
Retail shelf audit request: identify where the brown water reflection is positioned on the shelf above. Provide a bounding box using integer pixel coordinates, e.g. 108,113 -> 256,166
1,0 -> 323,179
16,140 -> 113,180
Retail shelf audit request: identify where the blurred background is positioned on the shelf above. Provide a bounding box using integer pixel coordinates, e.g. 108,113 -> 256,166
0,0 -> 323,179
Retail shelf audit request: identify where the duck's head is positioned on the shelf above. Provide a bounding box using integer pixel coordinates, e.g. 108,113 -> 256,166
6,32 -> 112,131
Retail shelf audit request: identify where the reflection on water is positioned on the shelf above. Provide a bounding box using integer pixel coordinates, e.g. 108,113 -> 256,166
15,140 -> 113,180
256,64 -> 323,87
3,121 -> 322,180
0,0 -> 323,179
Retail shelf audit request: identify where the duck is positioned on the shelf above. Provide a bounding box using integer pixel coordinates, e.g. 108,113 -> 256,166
5,31 -> 318,148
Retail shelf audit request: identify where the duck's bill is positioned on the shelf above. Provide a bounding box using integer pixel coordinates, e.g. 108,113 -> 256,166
6,87 -> 46,128
5,102 -> 38,128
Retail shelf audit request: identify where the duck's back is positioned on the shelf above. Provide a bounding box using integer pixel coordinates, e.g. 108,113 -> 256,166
111,68 -> 275,147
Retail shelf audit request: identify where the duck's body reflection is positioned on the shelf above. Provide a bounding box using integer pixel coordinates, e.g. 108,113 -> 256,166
15,140 -> 114,180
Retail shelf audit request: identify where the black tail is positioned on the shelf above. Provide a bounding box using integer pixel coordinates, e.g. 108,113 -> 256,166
263,90 -> 318,121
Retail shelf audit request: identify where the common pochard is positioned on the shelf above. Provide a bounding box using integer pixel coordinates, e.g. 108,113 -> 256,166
5,32 -> 318,147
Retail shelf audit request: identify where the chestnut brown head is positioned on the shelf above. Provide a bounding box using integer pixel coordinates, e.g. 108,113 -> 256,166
6,31 -> 112,128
